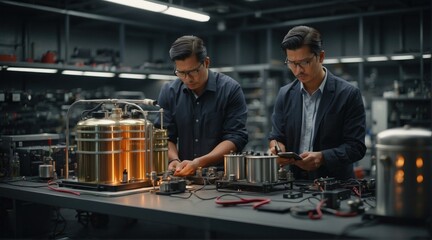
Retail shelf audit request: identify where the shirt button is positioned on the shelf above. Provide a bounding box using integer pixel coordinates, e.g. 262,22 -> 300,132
196,102 -> 200,105
195,119 -> 199,123
195,139 -> 199,142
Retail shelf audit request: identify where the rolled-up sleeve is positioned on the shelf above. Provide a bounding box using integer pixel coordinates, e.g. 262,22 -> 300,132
222,83 -> 248,151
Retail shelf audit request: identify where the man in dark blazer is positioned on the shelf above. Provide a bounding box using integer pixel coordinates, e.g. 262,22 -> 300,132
268,26 -> 366,180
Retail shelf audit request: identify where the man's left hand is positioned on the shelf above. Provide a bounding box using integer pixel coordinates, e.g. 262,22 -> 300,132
173,159 -> 199,177
294,152 -> 323,171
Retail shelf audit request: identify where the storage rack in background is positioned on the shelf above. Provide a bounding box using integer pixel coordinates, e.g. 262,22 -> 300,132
223,63 -> 288,152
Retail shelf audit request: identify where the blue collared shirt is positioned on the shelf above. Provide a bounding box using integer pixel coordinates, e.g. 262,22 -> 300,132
299,67 -> 328,153
154,70 -> 248,162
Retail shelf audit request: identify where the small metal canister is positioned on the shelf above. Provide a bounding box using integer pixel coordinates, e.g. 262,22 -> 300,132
39,164 -> 53,179
376,125 -> 432,219
245,153 -> 278,183
224,153 -> 246,181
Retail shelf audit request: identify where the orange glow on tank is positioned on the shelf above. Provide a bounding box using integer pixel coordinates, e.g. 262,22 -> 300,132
395,170 -> 404,184
395,155 -> 405,168
416,157 -> 423,168
417,174 -> 424,183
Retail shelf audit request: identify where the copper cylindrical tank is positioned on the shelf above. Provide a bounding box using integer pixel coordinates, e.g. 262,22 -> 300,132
120,112 -> 153,181
75,111 -> 122,184
152,128 -> 168,174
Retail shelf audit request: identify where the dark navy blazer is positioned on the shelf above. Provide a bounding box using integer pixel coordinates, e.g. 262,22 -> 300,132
269,70 -> 366,180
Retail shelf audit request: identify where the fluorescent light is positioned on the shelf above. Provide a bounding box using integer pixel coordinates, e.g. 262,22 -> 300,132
62,70 -> 84,75
148,74 -> 177,80
323,58 -> 339,64
423,54 -> 431,59
62,70 -> 114,77
119,73 -> 146,79
6,67 -> 57,73
83,71 -> 115,77
163,6 -> 210,22
103,0 -> 210,22
103,0 -> 167,12
340,57 -> 363,63
390,55 -> 414,60
210,67 -> 235,72
366,56 -> 389,62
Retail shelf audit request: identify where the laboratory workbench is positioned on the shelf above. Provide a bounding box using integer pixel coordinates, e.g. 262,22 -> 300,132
0,178 -> 430,239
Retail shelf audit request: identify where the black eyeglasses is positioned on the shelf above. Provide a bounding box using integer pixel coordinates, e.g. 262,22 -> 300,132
285,55 -> 316,69
174,63 -> 203,79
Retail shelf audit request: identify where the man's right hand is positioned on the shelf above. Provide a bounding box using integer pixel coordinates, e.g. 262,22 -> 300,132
168,160 -> 180,171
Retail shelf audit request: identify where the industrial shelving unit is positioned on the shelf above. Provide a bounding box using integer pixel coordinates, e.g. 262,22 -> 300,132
371,97 -> 431,135
223,64 -> 288,152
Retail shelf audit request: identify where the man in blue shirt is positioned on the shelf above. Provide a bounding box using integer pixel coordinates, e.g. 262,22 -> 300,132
154,35 -> 248,177
268,26 -> 366,180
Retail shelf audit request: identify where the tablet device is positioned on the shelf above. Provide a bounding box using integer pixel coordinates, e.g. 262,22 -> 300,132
277,152 -> 302,160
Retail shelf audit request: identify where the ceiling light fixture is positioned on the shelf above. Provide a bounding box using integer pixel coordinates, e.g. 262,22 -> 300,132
164,6 -> 210,22
148,74 -> 177,80
62,70 -> 84,75
103,0 -> 210,22
323,58 -> 339,64
6,67 -> 57,73
62,70 -> 115,78
104,0 -> 167,12
119,73 -> 147,79
340,57 -> 364,63
210,67 -> 235,72
83,71 -> 115,78
366,56 -> 389,62
390,55 -> 415,60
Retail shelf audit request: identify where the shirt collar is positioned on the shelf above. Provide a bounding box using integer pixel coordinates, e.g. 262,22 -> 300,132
178,70 -> 219,93
300,67 -> 328,94
181,69 -> 216,95
206,69 -> 217,92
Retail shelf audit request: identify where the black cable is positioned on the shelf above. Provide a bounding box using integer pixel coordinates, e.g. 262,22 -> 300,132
169,178 -> 218,200
272,196 -> 321,204
80,102 -> 104,119
191,179 -> 218,200
0,179 -> 48,188
169,192 -> 193,199
191,191 -> 218,200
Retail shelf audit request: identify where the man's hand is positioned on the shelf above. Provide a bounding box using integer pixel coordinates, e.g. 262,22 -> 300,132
168,160 -> 180,172
293,152 -> 323,171
173,159 -> 199,177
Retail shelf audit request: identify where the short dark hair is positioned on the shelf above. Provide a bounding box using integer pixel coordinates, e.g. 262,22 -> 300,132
169,35 -> 207,62
281,26 -> 323,56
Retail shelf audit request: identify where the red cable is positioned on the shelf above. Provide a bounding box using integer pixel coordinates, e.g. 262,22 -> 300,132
334,210 -> 358,217
352,186 -> 361,197
215,196 -> 271,209
47,180 -> 81,196
308,199 -> 325,220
